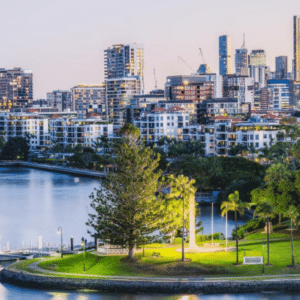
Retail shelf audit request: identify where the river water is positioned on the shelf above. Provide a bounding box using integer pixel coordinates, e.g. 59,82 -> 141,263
0,167 -> 299,299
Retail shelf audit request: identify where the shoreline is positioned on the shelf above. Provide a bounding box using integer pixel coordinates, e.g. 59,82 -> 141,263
0,161 -> 105,179
3,268 -> 300,294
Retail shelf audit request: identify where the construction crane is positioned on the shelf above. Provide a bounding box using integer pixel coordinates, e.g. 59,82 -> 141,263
178,56 -> 195,73
199,48 -> 205,64
153,68 -> 158,89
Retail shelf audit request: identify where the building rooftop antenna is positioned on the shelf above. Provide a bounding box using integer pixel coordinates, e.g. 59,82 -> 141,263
241,33 -> 245,49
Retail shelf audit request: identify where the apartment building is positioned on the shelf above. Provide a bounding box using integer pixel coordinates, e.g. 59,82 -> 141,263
47,90 -> 71,112
134,106 -> 189,143
70,84 -> 106,117
0,112 -> 49,150
49,118 -> 113,149
0,68 -> 33,110
182,115 -> 281,156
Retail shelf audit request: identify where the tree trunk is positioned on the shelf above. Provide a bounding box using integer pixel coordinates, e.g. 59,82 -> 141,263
189,194 -> 196,249
267,216 -> 270,265
278,213 -> 282,225
291,218 -> 295,267
235,209 -> 239,265
128,245 -> 135,259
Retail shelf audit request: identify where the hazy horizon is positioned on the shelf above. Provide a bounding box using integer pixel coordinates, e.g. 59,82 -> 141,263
0,0 -> 299,99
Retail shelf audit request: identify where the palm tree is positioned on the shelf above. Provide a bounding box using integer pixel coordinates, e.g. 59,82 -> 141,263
253,198 -> 274,265
221,191 -> 251,265
285,205 -> 299,267
167,175 -> 196,261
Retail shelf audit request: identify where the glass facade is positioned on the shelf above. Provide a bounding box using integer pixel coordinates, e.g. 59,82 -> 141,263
219,35 -> 232,75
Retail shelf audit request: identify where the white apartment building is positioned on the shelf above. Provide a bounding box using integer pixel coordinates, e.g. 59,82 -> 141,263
0,112 -> 50,150
182,115 -> 281,156
47,90 -> 71,112
49,118 -> 113,149
134,107 -> 189,143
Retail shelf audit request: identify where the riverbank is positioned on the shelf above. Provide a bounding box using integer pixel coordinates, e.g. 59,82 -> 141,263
4,263 -> 300,294
0,161 -> 105,178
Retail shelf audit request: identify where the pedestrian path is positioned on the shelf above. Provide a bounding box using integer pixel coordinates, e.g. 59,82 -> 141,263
24,260 -> 300,283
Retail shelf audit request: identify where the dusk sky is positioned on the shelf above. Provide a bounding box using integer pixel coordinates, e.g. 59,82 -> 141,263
0,0 -> 300,99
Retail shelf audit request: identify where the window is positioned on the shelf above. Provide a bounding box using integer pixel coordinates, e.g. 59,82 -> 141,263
185,116 -> 188,120
167,123 -> 170,126
250,135 -> 253,140
255,142 -> 259,148
160,123 -> 163,127
255,135 -> 259,140
263,134 -> 267,139
160,117 -> 163,121
269,134 -> 272,139
172,123 -> 174,126
167,116 -> 170,120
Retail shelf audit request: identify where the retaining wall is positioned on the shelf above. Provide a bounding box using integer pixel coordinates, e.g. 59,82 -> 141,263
2,269 -> 300,294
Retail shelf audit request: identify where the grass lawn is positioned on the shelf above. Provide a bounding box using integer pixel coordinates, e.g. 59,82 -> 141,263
34,236 -> 300,278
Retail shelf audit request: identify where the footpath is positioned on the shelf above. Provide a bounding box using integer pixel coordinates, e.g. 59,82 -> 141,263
3,260 -> 300,294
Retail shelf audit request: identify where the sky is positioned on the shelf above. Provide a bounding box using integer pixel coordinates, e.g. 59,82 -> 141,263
0,0 -> 300,99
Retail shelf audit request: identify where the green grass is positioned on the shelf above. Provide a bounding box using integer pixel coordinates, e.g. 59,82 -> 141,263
15,237 -> 300,278
39,252 -> 137,276
245,232 -> 290,240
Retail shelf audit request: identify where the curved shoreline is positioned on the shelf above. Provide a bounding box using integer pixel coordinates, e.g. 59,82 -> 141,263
3,268 -> 300,294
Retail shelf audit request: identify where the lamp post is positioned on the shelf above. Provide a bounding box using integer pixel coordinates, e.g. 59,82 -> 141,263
57,227 -> 63,258
182,195 -> 185,262
81,238 -> 86,272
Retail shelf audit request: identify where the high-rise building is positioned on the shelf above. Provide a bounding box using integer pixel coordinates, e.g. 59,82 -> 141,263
70,84 -> 106,116
104,44 -> 144,125
275,56 -> 288,79
249,50 -> 266,67
294,16 -> 300,81
267,79 -> 292,110
47,90 -> 71,112
222,75 -> 254,109
235,49 -> 248,75
219,35 -> 232,75
0,68 -> 33,110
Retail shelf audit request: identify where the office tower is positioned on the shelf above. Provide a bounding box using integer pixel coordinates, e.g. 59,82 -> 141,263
249,50 -> 266,67
219,35 -> 232,75
47,90 -> 71,112
104,44 -> 144,125
70,84 -> 106,116
259,87 -> 270,110
294,16 -> 300,81
235,49 -> 248,75
275,56 -> 288,79
197,64 -> 211,74
0,68 -> 33,110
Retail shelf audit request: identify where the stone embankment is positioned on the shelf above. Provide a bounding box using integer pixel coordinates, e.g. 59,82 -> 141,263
3,267 -> 300,294
0,161 -> 105,179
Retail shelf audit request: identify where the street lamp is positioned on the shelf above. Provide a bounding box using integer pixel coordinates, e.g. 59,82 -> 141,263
57,227 -> 63,258
81,238 -> 86,272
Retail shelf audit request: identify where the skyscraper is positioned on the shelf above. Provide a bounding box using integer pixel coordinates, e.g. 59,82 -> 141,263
0,68 -> 33,110
219,35 -> 232,75
104,44 -> 144,125
275,56 -> 288,79
235,49 -> 248,75
249,50 -> 266,66
294,16 -> 300,81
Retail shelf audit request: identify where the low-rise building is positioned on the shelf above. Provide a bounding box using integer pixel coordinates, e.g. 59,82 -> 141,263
49,118 -> 113,149
0,112 -> 50,150
134,106 -> 189,143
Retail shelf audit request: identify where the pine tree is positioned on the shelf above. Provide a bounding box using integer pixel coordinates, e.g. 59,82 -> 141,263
86,126 -> 164,259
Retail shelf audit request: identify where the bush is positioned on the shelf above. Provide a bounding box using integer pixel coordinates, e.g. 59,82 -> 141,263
196,234 -> 209,243
208,232 -> 225,240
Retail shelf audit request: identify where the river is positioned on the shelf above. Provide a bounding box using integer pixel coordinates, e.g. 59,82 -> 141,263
0,166 -> 298,299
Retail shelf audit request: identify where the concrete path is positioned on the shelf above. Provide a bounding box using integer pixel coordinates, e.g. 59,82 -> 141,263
25,260 -> 300,283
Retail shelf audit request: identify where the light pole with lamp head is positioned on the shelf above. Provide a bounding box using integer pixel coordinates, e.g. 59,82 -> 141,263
57,227 -> 63,258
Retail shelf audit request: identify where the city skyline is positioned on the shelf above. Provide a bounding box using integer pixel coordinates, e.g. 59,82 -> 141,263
0,0 -> 300,98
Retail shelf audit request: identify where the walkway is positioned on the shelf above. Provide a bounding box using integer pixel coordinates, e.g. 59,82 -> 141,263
25,260 -> 300,283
